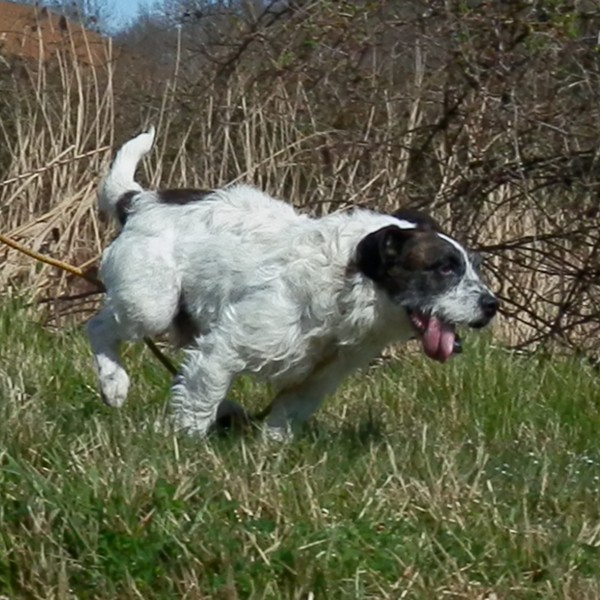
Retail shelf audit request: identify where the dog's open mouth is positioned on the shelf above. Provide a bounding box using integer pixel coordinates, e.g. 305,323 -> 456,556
407,310 -> 461,363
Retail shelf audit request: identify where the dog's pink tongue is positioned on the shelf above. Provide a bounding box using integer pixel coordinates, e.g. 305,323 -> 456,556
422,317 -> 455,362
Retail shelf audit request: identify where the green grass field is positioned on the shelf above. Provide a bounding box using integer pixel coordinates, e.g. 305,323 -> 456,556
0,301 -> 599,599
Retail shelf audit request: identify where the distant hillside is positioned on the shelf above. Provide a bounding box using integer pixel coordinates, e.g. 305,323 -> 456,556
0,1 -> 109,66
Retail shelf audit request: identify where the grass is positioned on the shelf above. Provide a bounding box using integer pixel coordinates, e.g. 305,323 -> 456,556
1,300 -> 600,599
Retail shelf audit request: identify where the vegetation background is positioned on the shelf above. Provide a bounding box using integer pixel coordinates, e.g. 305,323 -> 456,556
1,0 -> 600,598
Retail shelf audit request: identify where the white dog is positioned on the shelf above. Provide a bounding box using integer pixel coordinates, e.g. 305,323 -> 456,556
87,127 -> 498,440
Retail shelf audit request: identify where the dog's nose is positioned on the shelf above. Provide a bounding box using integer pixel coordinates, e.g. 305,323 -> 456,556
479,294 -> 499,319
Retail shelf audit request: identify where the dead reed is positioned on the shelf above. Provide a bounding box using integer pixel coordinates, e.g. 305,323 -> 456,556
1,1 -> 599,361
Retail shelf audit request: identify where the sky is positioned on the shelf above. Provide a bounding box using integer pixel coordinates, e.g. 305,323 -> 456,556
110,0 -> 154,27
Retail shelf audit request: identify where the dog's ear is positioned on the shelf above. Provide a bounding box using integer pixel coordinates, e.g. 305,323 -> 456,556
356,226 -> 417,282
392,208 -> 443,233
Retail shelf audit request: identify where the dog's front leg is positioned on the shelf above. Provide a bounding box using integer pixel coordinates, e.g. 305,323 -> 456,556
264,358 -> 350,441
170,337 -> 244,437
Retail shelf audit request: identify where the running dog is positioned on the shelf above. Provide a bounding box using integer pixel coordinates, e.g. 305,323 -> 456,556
87,127 -> 498,440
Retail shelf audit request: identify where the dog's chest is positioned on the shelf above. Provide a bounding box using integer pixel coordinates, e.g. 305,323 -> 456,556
269,309 -> 406,389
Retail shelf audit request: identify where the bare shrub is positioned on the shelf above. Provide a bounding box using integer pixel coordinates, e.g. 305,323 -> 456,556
1,0 -> 599,360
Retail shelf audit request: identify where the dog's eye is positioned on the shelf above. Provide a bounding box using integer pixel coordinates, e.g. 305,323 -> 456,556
435,259 -> 459,276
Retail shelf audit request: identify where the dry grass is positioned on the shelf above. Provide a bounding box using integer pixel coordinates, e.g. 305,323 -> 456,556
0,8 -> 598,355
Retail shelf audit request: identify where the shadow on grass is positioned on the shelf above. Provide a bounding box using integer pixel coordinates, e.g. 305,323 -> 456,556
211,403 -> 387,458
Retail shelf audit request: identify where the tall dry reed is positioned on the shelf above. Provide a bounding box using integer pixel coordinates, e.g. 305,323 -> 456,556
1,1 -> 599,361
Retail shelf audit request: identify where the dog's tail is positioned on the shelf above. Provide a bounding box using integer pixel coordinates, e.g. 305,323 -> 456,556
98,126 -> 156,221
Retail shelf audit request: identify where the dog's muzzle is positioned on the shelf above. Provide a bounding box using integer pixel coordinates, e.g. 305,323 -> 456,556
468,293 -> 499,329
407,292 -> 498,362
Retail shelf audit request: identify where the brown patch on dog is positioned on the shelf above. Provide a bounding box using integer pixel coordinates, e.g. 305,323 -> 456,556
356,224 -> 466,302
398,232 -> 460,272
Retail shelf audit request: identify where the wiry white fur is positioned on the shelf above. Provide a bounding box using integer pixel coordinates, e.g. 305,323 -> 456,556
88,129 -> 494,441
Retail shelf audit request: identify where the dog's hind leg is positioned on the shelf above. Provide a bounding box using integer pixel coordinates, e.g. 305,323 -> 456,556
87,241 -> 182,406
170,335 -> 244,436
86,283 -> 180,409
86,307 -> 132,407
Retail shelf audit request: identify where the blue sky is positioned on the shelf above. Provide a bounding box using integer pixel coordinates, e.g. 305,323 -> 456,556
110,0 -> 154,27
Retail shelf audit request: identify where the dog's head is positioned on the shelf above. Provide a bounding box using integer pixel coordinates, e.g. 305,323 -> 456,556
356,209 -> 498,362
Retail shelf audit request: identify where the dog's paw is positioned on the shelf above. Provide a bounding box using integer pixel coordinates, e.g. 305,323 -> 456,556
170,409 -> 212,438
99,369 -> 130,408
263,423 -> 293,443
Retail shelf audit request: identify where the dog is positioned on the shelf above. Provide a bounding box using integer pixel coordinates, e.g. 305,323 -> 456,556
87,127 -> 498,440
